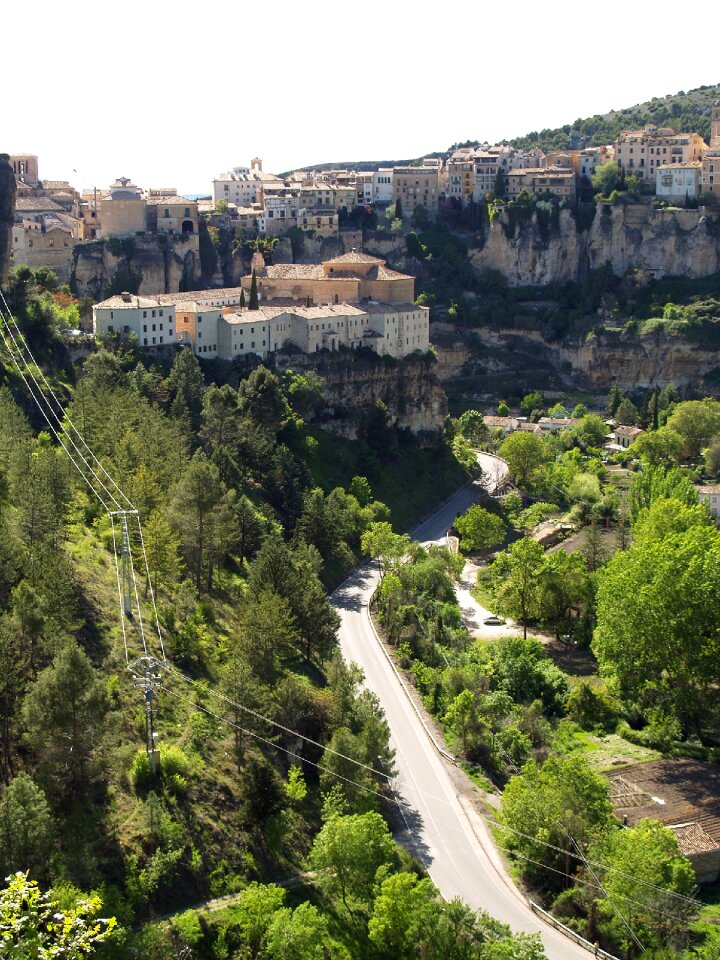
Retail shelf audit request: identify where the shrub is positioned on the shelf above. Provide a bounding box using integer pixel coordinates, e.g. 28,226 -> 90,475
566,681 -> 619,733
130,749 -> 152,792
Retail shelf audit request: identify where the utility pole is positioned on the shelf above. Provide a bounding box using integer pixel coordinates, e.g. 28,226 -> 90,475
134,656 -> 163,778
120,513 -> 133,617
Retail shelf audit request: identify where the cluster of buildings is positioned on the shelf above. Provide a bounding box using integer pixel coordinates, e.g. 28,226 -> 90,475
208,103 -> 720,239
210,157 -> 440,236
617,104 -> 720,204
92,251 -> 430,361
8,156 -> 200,282
484,413 -> 645,455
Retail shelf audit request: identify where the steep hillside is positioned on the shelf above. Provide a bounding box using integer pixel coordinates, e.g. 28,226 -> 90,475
509,82 -> 720,152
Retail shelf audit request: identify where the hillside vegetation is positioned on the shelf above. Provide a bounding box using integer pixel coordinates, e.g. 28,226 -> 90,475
509,83 -> 720,153
0,269 -> 553,959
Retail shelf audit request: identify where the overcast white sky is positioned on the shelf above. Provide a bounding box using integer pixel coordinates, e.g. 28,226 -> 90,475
4,0 -> 718,196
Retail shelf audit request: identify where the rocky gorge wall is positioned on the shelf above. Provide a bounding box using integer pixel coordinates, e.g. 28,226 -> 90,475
470,204 -> 720,287
72,234 -> 202,299
277,352 -> 447,437
455,323 -> 720,394
558,327 -> 720,391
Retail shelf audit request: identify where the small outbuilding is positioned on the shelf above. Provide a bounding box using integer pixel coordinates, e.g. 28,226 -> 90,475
605,759 -> 720,883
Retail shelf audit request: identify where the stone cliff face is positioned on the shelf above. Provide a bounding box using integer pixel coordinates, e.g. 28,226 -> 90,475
559,328 -> 720,391
72,234 -> 201,298
470,205 -> 720,286
278,353 -> 447,437
454,323 -> 720,394
0,154 -> 16,285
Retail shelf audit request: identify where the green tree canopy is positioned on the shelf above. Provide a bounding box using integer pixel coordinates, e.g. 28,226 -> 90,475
628,465 -> 698,523
0,774 -> 51,878
589,820 -> 697,953
0,872 -> 116,959
23,642 -> 108,798
615,397 -> 639,426
594,520 -> 720,733
591,161 -> 623,197
666,398 -> 720,458
629,426 -> 684,466
500,754 -> 614,886
454,505 -> 506,552
309,811 -> 395,911
491,538 -> 546,638
498,432 -> 548,491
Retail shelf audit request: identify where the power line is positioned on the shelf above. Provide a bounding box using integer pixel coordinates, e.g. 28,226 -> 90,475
167,664 -> 396,783
164,679 -> 697,931
169,666 -> 699,913
0,296 -> 164,667
162,682 -> 401,810
0,289 -> 134,511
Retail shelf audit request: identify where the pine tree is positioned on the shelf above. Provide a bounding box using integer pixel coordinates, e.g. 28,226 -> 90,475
494,168 -> 506,199
0,772 -> 51,876
394,197 -> 403,220
239,288 -> 246,309
650,389 -> 659,431
607,381 -> 622,418
23,642 -> 108,798
249,269 -> 259,310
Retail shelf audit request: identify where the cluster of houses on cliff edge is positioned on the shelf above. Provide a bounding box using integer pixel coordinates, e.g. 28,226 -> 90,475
92,251 -> 430,361
9,102 -> 720,283
8,160 -> 200,283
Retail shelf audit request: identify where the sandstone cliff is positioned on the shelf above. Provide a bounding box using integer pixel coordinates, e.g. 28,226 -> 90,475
470,205 -> 720,286
278,352 -> 446,437
72,234 -> 201,299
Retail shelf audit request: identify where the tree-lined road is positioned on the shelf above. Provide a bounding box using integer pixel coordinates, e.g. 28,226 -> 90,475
333,478 -> 593,959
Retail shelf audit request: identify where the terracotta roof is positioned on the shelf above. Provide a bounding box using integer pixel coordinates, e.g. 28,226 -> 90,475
606,759 -> 720,847
94,295 -> 168,310
670,822 -> 720,857
15,197 -> 65,212
154,287 -> 243,304
264,263 -> 410,282
225,303 -> 368,323
696,485 -> 720,495
146,195 -> 195,205
325,251 -> 384,265
484,416 -> 518,428
538,417 -> 580,428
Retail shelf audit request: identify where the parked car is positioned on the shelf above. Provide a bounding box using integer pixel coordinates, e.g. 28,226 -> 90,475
483,615 -> 506,626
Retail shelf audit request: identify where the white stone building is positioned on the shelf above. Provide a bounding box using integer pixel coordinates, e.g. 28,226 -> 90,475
656,162 -> 701,203
372,169 -> 393,205
93,294 -> 176,346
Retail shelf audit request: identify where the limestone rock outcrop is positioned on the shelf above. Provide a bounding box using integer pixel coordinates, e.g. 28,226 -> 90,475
280,352 -> 446,437
470,205 -> 720,286
72,234 -> 201,298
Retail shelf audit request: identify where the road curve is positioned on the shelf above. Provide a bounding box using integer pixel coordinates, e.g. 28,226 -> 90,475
332,482 -> 592,960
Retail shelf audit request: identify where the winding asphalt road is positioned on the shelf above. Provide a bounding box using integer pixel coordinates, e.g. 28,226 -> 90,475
332,463 -> 593,959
